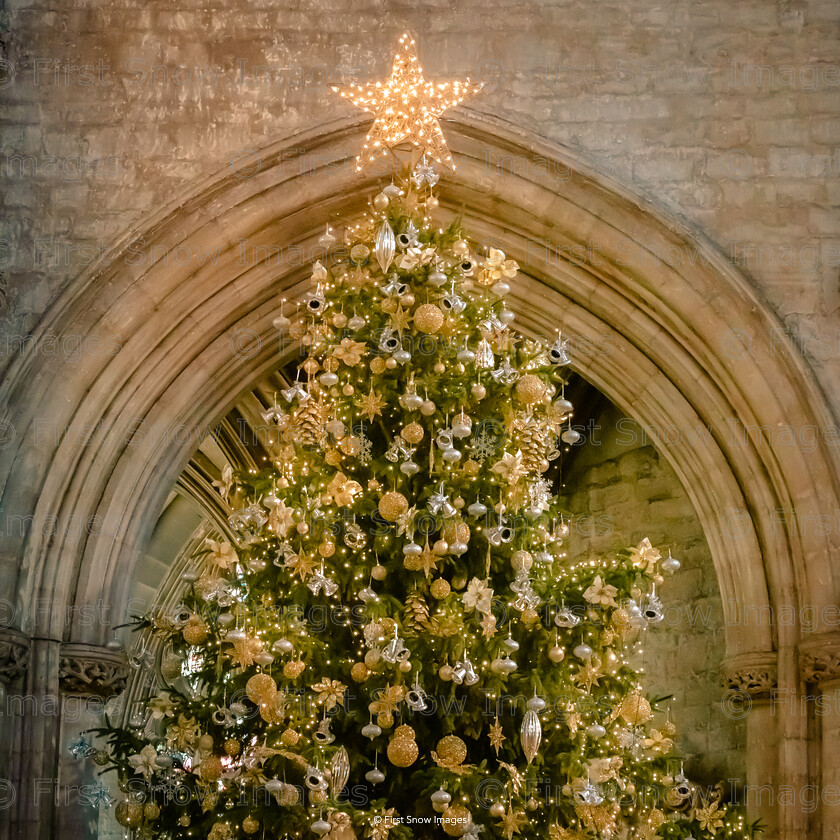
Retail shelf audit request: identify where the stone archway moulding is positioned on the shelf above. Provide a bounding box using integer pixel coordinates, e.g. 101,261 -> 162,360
0,112 -> 837,838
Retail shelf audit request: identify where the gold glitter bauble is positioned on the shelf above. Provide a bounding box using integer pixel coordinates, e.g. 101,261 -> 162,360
442,805 -> 472,837
310,789 -> 328,805
297,521 -> 309,535
516,374 -> 546,405
302,358 -> 320,375
115,801 -> 143,828
332,313 -> 348,329
182,619 -> 208,645
364,650 -> 381,669
370,357 -> 386,374
197,734 -> 214,751
325,449 -> 342,466
612,608 -> 630,626
463,459 -> 480,476
649,809 -> 666,828
224,738 -> 241,756
661,720 -> 677,737
379,491 -> 409,522
381,297 -> 398,313
278,783 -> 300,806
351,662 -> 370,682
324,355 -> 340,372
92,749 -> 110,766
619,692 -> 653,725
318,541 -> 336,558
380,617 -> 397,634
242,816 -> 259,834
402,422 -> 425,444
511,550 -> 533,571
442,520 -> 470,543
413,303 -> 445,334
343,384 -> 355,396
178,816 -> 191,827
387,730 -> 419,767
394,724 -> 415,740
160,657 -> 183,681
283,660 -> 305,679
280,728 -> 300,746
199,756 -> 223,782
371,564 -> 388,580
246,673 -> 277,704
143,803 -> 161,820
430,578 -> 451,599
436,735 -> 467,766
377,710 -> 395,729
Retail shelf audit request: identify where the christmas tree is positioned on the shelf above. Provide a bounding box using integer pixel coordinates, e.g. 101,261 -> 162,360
92,33 -> 758,840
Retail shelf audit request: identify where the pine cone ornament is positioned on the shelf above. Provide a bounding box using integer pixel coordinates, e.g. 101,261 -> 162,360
403,590 -> 431,635
291,399 -> 326,447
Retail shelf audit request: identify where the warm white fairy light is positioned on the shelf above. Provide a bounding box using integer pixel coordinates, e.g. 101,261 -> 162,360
331,32 -> 483,171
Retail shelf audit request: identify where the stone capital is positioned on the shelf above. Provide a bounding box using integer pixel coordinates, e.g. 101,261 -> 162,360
58,643 -> 129,697
0,628 -> 30,684
799,632 -> 840,686
723,650 -> 778,699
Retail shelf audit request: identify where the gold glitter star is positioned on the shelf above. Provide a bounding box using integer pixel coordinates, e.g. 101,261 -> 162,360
332,33 -> 483,171
497,809 -> 527,840
356,386 -> 387,421
286,549 -> 316,581
573,660 -> 603,692
488,717 -> 506,755
388,304 -> 412,333
404,543 -> 438,578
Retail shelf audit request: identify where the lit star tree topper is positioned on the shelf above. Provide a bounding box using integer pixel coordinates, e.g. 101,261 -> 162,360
332,32 -> 483,171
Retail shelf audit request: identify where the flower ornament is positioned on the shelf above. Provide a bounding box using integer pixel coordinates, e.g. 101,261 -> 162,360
324,472 -> 363,507
583,575 -> 619,608
481,247 -> 519,283
204,539 -> 238,570
491,450 -> 527,485
643,729 -> 673,754
311,678 -> 347,709
630,537 -> 661,574
225,634 -> 264,668
463,577 -> 494,614
128,744 -> 160,780
211,463 -> 234,502
397,246 -> 436,270
695,804 -> 726,832
166,714 -> 200,750
333,338 -> 367,367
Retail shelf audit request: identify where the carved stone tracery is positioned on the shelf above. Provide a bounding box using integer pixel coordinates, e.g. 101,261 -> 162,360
58,643 -> 129,697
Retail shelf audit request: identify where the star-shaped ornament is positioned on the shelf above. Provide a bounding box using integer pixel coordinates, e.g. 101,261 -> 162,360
497,809 -> 527,840
488,717 -> 506,754
332,33 -> 483,171
356,386 -> 387,422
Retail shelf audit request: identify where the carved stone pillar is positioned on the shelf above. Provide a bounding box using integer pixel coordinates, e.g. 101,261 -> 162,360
57,645 -> 129,840
724,652 -> 779,836
801,634 -> 840,840
0,629 -> 30,840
